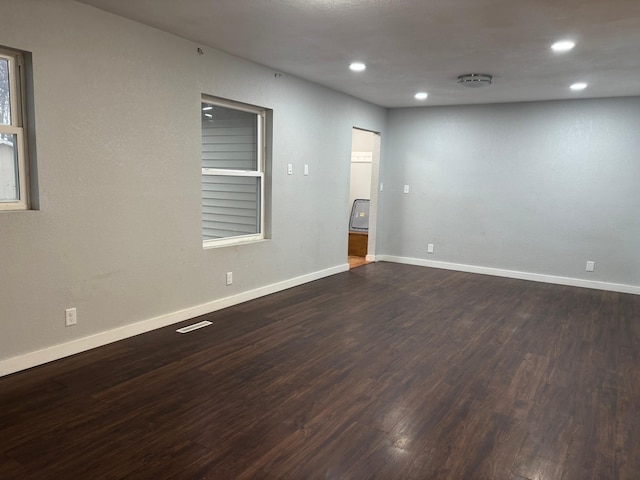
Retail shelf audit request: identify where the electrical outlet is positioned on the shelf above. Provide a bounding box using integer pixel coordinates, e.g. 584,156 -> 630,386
226,272 -> 233,285
427,244 -> 434,254
304,164 -> 309,175
403,185 -> 410,194
586,261 -> 595,272
287,164 -> 293,175
379,182 -> 383,192
65,308 -> 77,327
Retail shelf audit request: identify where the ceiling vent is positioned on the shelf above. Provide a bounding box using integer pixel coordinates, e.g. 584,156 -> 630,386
457,73 -> 493,88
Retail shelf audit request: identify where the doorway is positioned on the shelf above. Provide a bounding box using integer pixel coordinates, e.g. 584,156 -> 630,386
348,128 -> 380,269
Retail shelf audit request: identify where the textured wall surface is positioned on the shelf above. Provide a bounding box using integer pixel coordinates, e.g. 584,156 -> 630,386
0,0 -> 386,361
379,98 -> 640,286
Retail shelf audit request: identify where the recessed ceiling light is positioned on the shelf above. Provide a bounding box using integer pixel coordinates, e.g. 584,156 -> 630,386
414,92 -> 428,100
551,40 -> 576,53
570,82 -> 588,91
349,62 -> 366,72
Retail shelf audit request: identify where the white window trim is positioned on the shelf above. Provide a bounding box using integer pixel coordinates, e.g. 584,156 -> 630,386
201,96 -> 266,248
0,49 -> 28,211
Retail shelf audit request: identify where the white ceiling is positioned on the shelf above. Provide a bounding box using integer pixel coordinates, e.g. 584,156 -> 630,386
76,0 -> 640,108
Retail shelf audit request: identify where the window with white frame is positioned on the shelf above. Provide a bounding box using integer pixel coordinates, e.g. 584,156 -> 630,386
0,47 -> 29,211
201,96 -> 266,247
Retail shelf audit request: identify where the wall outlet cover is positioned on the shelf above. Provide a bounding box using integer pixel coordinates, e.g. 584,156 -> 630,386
65,308 -> 77,327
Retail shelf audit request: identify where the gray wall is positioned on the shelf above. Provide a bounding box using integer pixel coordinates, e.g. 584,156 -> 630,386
379,98 -> 640,287
0,0 -> 387,362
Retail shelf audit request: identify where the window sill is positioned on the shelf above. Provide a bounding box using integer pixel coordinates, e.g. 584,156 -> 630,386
203,236 -> 268,250
0,205 -> 34,213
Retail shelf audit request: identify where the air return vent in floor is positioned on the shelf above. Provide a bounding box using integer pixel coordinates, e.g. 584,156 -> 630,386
176,320 -> 213,334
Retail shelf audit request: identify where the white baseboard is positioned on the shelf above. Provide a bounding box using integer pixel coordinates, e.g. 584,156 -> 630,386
377,255 -> 640,295
0,263 -> 350,378
365,254 -> 376,262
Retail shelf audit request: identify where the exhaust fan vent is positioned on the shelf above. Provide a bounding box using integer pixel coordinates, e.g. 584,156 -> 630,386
457,73 -> 493,88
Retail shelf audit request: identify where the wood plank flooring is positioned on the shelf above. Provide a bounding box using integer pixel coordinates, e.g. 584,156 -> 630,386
1,262 -> 639,479
348,255 -> 371,269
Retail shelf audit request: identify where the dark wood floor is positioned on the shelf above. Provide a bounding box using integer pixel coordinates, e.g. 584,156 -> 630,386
2,262 -> 639,479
